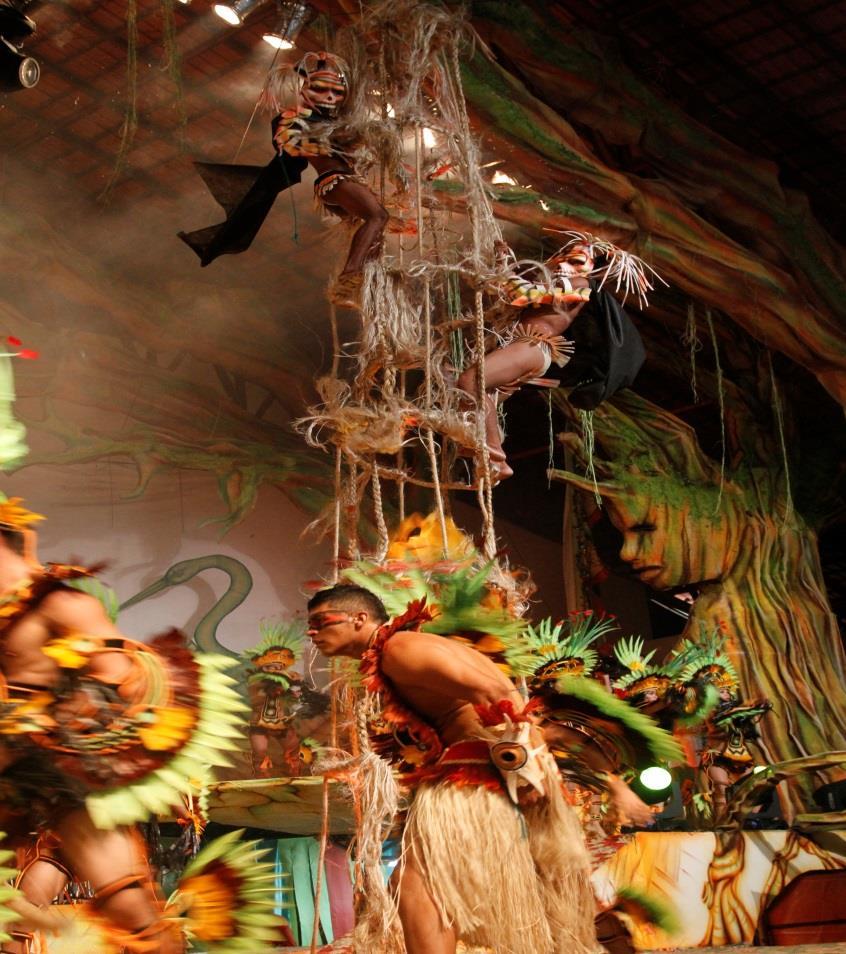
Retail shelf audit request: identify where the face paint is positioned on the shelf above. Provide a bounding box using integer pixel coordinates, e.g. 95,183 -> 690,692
296,51 -> 349,118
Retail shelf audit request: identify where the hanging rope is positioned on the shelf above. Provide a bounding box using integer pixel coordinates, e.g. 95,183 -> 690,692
345,456 -> 361,560
397,369 -> 406,521
705,308 -> 726,510
474,290 -> 497,558
683,301 -> 700,403
160,0 -> 188,146
767,350 -> 794,525
546,390 -> 554,489
371,461 -> 390,560
99,0 -> 139,201
578,410 -> 602,506
309,775 -> 331,953
332,446 -> 342,581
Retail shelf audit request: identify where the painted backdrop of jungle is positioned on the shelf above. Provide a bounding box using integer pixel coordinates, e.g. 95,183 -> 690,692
1,2 -> 846,947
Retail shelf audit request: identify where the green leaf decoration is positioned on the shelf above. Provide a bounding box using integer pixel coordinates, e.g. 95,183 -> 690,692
67,575 -> 121,622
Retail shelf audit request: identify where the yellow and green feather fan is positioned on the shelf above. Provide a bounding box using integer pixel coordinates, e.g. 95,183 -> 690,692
172,828 -> 289,952
0,836 -> 20,943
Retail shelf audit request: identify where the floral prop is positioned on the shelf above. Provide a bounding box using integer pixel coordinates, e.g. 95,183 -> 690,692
23,627 -> 248,829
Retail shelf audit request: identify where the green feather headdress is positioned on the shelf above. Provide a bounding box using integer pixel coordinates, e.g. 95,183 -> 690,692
615,885 -> 680,935
552,674 -> 684,766
242,619 -> 306,688
613,635 -> 679,695
675,625 -> 739,691
504,612 -> 618,681
340,562 -> 430,620
341,559 -> 527,654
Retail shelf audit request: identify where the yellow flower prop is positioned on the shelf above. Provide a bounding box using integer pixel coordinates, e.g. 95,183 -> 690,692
386,511 -> 475,563
0,496 -> 45,531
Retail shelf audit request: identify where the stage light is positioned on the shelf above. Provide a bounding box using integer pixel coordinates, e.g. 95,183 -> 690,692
0,36 -> 38,90
639,766 -> 673,791
0,2 -> 38,91
213,0 -> 269,27
262,0 -> 310,50
0,2 -> 35,43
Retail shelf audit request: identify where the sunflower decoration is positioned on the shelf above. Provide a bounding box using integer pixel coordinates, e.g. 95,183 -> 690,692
0,494 -> 44,565
241,619 -> 306,692
170,828 -> 286,952
385,511 -> 475,564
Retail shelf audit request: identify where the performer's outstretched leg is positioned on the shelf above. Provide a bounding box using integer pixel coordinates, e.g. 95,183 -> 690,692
1,853 -> 70,954
53,809 -> 183,953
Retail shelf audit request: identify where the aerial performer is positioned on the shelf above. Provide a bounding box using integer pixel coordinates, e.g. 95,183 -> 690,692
0,495 -> 280,953
306,581 -> 603,954
459,236 -> 653,481
178,51 -> 387,303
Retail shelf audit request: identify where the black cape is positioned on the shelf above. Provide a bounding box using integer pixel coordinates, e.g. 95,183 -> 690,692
178,150 -> 308,267
550,280 -> 646,409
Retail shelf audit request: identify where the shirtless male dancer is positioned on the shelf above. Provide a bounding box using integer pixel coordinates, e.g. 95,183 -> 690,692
0,513 -> 183,953
307,583 -> 606,954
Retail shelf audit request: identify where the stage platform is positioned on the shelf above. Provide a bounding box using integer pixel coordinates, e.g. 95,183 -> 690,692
207,775 -> 356,835
288,946 -> 846,953
642,947 -> 846,953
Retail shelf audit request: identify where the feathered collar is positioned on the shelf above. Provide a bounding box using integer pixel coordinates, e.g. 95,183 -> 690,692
0,564 -> 95,636
358,599 -> 446,776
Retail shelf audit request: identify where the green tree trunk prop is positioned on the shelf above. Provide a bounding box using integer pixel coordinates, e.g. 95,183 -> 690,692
550,389 -> 846,812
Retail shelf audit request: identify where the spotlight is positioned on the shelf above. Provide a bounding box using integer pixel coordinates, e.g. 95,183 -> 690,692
629,765 -> 674,807
0,36 -> 38,90
262,0 -> 311,50
639,766 -> 673,791
213,0 -> 270,26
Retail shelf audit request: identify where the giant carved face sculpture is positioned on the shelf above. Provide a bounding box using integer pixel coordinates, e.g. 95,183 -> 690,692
603,487 -> 742,590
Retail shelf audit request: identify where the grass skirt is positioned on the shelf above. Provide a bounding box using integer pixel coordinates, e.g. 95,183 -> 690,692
401,758 -> 601,954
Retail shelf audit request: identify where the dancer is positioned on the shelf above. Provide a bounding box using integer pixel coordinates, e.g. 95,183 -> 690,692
307,582 -> 602,954
457,241 -> 593,481
179,51 -> 387,302
0,495 -> 274,953
458,236 -> 654,481
243,618 -> 306,777
676,628 -> 771,819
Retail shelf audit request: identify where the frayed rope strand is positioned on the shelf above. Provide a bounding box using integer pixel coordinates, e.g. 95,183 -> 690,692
705,308 -> 726,512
